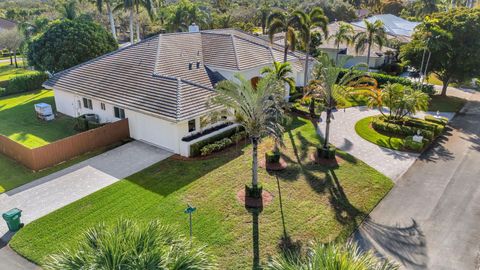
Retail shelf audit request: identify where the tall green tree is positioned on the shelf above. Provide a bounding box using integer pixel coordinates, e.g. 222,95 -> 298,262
28,19 -> 117,73
43,219 -> 216,270
293,8 -> 329,88
267,11 -> 298,63
268,241 -> 398,270
210,75 -> 286,196
328,22 -> 355,64
400,8 -> 480,96
307,53 -> 364,155
0,27 -> 24,68
354,19 -> 387,68
92,0 -> 117,41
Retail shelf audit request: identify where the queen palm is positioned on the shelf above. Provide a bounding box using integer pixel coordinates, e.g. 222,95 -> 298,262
210,75 -> 286,196
329,22 -> 355,64
292,8 -> 329,88
354,19 -> 387,69
307,53 -> 365,158
43,218 -> 216,270
115,0 -> 154,44
93,0 -> 117,41
267,11 -> 298,63
261,61 -> 296,93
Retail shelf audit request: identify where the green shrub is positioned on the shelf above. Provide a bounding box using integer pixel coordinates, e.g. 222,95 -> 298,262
231,131 -> 247,143
317,144 -> 336,159
412,83 -> 435,95
404,136 -> 426,152
265,150 -> 280,163
340,69 -> 413,87
289,92 -> 303,102
372,117 -> 434,140
200,137 -> 233,156
189,127 -> 244,157
401,117 -> 443,136
424,115 -> 448,126
0,88 -> 5,96
1,72 -> 49,97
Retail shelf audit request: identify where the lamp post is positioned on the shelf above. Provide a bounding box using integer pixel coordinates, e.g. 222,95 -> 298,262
184,204 -> 197,239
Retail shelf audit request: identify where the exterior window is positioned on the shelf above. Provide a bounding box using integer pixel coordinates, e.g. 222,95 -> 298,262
100,103 -> 106,110
188,119 -> 196,132
114,107 -> 125,119
82,98 -> 92,109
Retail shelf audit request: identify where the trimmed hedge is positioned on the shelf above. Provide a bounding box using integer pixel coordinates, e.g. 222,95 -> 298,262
404,136 -> 426,151
1,72 -> 49,97
340,69 -> 413,87
372,117 -> 434,140
200,137 -> 233,156
425,115 -> 448,126
189,127 -> 245,157
265,150 -> 280,163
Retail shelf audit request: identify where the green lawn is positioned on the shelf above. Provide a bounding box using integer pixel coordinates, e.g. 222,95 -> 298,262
355,116 -> 405,151
10,116 -> 393,269
0,60 -> 34,84
0,149 -> 105,193
428,95 -> 467,112
0,90 -> 79,148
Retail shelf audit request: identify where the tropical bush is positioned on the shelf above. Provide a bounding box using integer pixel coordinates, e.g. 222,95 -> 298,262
265,150 -> 281,163
1,72 -> 49,96
404,136 -> 426,151
43,219 -> 216,270
200,137 -> 233,156
189,127 -> 245,157
412,83 -> 435,95
268,241 -> 398,270
372,116 -> 434,140
425,115 -> 448,126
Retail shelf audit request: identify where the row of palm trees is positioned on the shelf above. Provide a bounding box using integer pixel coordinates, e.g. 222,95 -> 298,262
267,8 -> 387,72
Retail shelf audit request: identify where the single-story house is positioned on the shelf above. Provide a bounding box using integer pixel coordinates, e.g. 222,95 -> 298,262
352,14 -> 419,40
317,22 -> 396,68
44,28 -> 307,156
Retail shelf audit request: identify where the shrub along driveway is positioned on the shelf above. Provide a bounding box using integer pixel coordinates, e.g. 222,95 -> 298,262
9,116 -> 393,269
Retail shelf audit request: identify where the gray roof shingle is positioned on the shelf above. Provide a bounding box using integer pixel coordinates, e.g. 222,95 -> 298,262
44,29 -> 305,122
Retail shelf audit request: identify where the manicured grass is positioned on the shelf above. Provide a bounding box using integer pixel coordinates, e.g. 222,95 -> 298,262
0,149 -> 104,193
0,60 -> 33,83
428,95 -> 467,112
336,94 -> 368,108
355,116 -> 404,151
0,90 -> 79,148
10,116 -> 393,269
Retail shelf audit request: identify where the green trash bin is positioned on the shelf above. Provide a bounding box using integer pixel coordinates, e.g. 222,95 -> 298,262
2,208 -> 23,232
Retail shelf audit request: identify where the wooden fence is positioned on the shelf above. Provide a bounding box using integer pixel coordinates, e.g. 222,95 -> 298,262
0,119 -> 130,171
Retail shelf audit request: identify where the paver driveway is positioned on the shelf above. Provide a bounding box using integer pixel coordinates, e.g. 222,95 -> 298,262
354,92 -> 480,269
0,141 -> 171,239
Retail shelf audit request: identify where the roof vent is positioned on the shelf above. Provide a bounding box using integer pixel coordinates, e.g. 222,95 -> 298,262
188,62 -> 193,70
188,23 -> 200,33
196,61 -> 201,69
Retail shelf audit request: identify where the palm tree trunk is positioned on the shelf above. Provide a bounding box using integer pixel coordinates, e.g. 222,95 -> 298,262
106,1 -> 117,41
129,7 -> 134,44
252,137 -> 259,188
323,107 -> 332,149
366,42 -> 371,70
13,49 -> 18,68
283,37 -> 288,63
335,43 -> 340,65
303,43 -> 310,88
136,11 -> 141,42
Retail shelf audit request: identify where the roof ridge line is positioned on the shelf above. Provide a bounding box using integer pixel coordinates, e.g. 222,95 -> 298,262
230,34 -> 241,70
176,78 -> 182,119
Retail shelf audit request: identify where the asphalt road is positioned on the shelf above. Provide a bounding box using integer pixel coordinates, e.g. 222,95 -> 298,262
355,93 -> 480,270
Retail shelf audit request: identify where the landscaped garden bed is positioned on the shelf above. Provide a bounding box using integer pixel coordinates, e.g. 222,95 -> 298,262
10,116 -> 393,269
355,114 -> 449,152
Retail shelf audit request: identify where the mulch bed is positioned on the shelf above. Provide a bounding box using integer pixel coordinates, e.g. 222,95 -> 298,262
236,189 -> 274,208
309,152 -> 345,167
259,158 -> 288,171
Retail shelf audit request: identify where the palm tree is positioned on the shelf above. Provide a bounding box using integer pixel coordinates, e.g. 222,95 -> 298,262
261,61 -> 296,93
60,0 -> 77,20
93,0 -> 117,41
116,0 -> 135,44
210,75 -> 286,196
307,53 -> 365,158
329,22 -> 355,64
354,19 -> 387,69
116,0 -> 154,44
43,218 -> 216,270
292,8 -> 329,88
258,5 -> 271,35
267,11 -> 298,63
268,241 -> 399,270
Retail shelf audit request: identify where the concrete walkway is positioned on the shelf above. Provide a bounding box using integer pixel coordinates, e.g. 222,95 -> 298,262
0,141 -> 171,269
354,92 -> 480,269
317,107 -> 455,181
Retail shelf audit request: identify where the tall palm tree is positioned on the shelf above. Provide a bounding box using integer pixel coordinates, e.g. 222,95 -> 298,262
329,22 -> 355,64
43,219 -> 216,270
116,0 -> 135,44
292,8 -> 329,88
261,61 -> 296,93
210,75 -> 286,196
307,53 -> 365,157
354,19 -> 387,69
268,241 -> 399,270
258,5 -> 271,35
93,0 -> 117,41
267,11 -> 298,63
115,0 -> 154,44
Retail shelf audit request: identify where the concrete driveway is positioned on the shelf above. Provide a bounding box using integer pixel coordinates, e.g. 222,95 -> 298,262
0,141 -> 171,269
354,92 -> 480,269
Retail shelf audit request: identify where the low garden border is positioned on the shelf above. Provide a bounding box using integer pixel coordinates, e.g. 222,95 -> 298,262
0,119 -> 130,171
